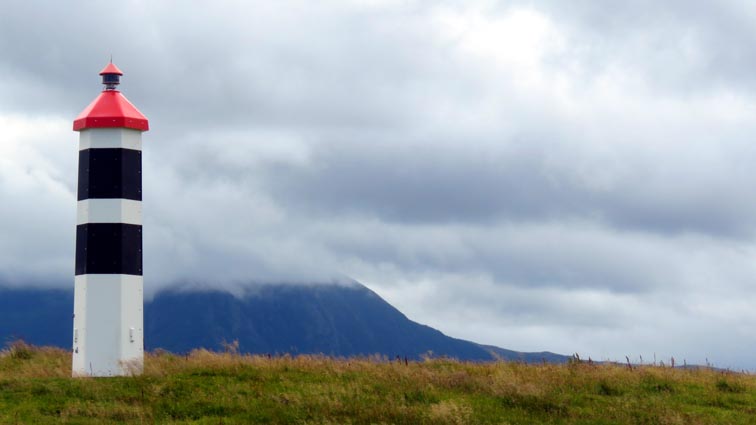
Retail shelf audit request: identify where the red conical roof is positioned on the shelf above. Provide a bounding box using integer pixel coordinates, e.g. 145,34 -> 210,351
73,91 -> 149,131
73,62 -> 148,131
99,62 -> 124,75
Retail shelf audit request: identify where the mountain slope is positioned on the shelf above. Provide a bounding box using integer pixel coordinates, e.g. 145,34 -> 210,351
481,344 -> 569,364
0,287 -> 73,348
145,283 -> 494,360
0,283 -> 568,362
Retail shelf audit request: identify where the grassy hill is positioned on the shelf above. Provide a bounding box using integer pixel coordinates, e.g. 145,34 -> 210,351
1,342 -> 755,424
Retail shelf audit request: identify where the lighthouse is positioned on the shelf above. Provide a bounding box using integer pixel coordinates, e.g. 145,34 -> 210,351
71,62 -> 148,376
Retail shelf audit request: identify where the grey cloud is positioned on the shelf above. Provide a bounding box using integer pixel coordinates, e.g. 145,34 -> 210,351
1,1 -> 453,133
2,0 -> 756,368
529,0 -> 756,94
251,129 -> 756,239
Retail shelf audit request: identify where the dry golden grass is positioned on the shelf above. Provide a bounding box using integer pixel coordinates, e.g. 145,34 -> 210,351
0,344 -> 755,424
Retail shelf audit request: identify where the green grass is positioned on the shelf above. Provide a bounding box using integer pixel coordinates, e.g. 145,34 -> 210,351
1,343 -> 755,424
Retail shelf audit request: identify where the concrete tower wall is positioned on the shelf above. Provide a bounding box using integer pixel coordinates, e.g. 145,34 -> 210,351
72,128 -> 144,376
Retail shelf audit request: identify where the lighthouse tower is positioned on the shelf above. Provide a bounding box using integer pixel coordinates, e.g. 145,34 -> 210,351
72,62 -> 148,376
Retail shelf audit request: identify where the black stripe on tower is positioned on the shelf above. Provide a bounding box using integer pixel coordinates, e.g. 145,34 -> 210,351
78,148 -> 142,201
75,223 -> 143,276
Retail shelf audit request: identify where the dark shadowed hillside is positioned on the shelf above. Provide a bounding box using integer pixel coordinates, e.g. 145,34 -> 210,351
145,283 -> 496,360
0,287 -> 73,348
0,283 -> 567,362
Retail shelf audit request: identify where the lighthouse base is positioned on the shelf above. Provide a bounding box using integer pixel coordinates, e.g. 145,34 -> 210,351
72,274 -> 144,377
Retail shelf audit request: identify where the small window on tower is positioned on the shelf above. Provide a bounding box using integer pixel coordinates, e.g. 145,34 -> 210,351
103,74 -> 120,85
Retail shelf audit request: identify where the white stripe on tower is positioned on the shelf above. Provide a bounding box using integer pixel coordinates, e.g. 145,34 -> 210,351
77,199 -> 142,226
71,62 -> 149,377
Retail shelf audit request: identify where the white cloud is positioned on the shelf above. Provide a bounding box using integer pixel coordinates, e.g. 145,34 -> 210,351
0,114 -> 75,283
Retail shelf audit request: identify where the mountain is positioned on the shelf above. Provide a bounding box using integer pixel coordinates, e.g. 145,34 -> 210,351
482,345 -> 569,364
0,283 -> 568,362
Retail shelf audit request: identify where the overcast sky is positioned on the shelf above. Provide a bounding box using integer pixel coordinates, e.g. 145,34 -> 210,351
2,0 -> 756,369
